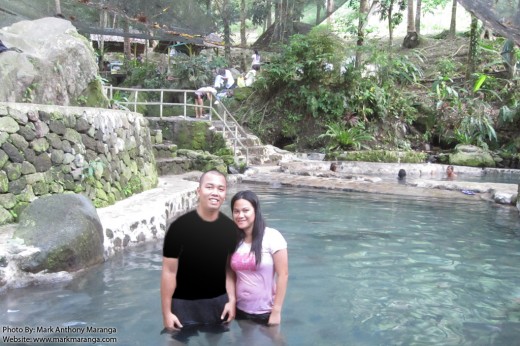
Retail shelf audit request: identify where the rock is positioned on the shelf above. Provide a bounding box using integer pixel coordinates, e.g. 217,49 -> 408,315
0,17 -> 108,107
13,194 -> 104,273
449,145 -> 495,167
493,192 -> 516,205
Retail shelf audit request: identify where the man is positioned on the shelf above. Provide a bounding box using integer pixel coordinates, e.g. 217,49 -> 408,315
161,170 -> 238,334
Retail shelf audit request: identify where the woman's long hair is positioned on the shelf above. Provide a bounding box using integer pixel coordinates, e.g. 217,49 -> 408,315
231,190 -> 266,265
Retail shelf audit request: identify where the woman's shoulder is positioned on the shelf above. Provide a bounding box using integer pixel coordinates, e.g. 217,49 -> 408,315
264,227 -> 287,244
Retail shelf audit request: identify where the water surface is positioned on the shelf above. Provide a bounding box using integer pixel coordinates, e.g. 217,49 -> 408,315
1,184 -> 519,345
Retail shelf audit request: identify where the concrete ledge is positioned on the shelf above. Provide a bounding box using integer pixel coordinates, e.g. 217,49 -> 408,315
97,174 -> 199,258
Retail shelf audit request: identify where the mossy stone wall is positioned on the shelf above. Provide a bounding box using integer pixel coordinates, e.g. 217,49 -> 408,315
0,102 -> 158,225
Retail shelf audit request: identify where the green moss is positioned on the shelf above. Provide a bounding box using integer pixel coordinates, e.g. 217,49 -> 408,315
72,79 -> 110,108
328,150 -> 427,163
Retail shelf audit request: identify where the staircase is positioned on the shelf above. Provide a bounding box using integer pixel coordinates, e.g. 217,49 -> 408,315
100,85 -> 296,167
209,104 -> 297,166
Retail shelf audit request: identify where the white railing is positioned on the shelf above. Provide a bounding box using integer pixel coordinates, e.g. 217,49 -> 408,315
102,85 -> 249,164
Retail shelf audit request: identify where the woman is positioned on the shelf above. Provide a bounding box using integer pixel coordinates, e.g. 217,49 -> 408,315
230,190 -> 289,325
251,50 -> 261,70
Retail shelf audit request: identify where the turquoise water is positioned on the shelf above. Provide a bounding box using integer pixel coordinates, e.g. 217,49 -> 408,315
1,184 -> 520,345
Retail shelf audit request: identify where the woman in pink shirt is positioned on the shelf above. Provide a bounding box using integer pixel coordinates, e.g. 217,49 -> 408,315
230,190 -> 289,325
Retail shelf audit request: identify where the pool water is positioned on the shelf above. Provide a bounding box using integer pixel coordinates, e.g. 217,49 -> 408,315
1,184 -> 519,345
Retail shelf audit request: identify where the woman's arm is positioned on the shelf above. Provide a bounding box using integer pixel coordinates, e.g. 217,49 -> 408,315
268,248 -> 289,325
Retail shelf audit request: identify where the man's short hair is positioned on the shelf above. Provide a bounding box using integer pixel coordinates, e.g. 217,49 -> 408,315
199,170 -> 227,186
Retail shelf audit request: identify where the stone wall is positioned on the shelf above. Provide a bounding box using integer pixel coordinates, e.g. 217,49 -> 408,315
0,102 -> 158,225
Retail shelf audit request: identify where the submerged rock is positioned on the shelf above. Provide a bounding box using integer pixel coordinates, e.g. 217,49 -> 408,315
13,193 -> 104,273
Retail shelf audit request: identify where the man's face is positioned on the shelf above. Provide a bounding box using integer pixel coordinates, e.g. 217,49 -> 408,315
197,172 -> 227,212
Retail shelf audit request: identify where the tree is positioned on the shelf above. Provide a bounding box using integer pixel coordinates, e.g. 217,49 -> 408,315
449,0 -> 457,38
415,0 -> 422,35
356,0 -> 370,68
466,13 -> 478,79
315,0 -> 323,25
326,0 -> 335,24
240,0 -> 247,47
55,0 -> 62,15
378,0 -> 406,47
266,0 -> 272,28
270,0 -> 305,44
222,0 -> 232,59
457,0 -> 520,45
402,0 -> 419,48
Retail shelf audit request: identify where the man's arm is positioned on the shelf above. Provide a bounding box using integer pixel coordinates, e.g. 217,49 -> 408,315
268,249 -> 289,325
161,257 -> 183,329
221,255 -> 236,323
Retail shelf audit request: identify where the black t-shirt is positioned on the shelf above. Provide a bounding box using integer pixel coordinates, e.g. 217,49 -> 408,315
163,210 -> 238,300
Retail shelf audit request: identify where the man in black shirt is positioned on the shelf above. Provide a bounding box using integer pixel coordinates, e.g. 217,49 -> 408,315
161,170 -> 238,333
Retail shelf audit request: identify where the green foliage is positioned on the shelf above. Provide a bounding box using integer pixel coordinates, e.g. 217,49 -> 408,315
498,104 -> 520,125
168,54 -> 227,90
432,76 -> 459,106
436,57 -> 460,78
22,83 -> 38,103
456,112 -> 497,149
109,91 -> 129,109
123,61 -> 166,89
236,25 -> 422,150
318,122 -> 374,151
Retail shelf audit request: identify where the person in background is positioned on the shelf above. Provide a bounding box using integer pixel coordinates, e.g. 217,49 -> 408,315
230,190 -> 288,326
193,87 -> 216,118
398,169 -> 407,183
244,64 -> 259,87
251,50 -> 261,70
161,170 -> 238,337
446,165 -> 457,180
214,68 -> 235,90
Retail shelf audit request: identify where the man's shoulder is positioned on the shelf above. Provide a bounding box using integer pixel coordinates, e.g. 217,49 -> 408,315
169,210 -> 198,227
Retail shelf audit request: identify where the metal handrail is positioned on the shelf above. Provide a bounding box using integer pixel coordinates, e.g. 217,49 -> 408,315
102,85 -> 249,164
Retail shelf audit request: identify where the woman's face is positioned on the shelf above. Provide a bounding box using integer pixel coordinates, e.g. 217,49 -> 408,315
232,199 -> 255,232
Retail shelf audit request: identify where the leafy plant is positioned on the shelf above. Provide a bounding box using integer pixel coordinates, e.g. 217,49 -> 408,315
318,122 -> 374,151
458,112 -> 497,147
109,91 -> 129,109
498,104 -> 520,125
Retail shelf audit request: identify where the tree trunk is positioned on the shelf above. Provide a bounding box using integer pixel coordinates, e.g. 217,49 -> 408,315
466,14 -> 479,79
326,0 -> 334,24
267,0 -> 272,28
240,0 -> 246,47
388,3 -> 394,48
273,0 -> 289,44
98,9 -> 107,71
315,0 -> 321,25
407,0 -> 414,32
55,0 -> 62,15
223,0 -> 231,60
402,0 -> 419,48
206,0 -> 212,17
457,0 -> 520,45
449,0 -> 457,38
415,0 -> 422,35
123,19 -> 131,61
356,0 -> 369,69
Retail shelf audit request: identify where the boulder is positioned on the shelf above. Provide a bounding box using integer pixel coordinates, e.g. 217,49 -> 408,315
13,193 -> 104,273
449,145 -> 496,168
0,17 -> 108,107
